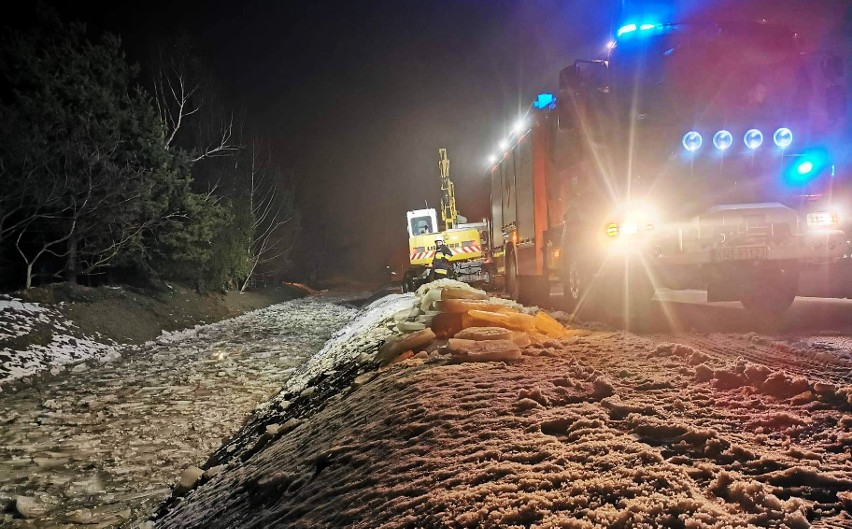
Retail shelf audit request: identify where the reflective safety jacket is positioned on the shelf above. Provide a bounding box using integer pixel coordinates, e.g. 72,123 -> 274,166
432,244 -> 453,271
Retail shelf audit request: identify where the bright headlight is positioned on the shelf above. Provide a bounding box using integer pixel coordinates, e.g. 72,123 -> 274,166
744,129 -> 763,150
773,127 -> 793,149
682,131 -> 702,152
713,130 -> 733,151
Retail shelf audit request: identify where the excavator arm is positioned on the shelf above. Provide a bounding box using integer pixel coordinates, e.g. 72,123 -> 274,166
439,148 -> 457,230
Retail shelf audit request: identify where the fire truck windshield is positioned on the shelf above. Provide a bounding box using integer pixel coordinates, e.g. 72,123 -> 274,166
609,22 -> 812,127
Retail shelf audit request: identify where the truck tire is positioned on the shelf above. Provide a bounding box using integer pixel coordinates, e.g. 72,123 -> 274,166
506,249 -> 521,301
506,248 -> 551,306
402,269 -> 420,293
740,263 -> 798,315
562,256 -> 589,313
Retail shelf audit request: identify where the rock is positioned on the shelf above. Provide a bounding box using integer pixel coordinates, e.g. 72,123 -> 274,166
175,466 -> 204,496
397,321 -> 426,332
14,495 -> 46,518
203,465 -> 225,479
352,372 -> 378,388
71,363 -> 88,373
100,350 -> 122,363
1,411 -> 20,424
356,352 -> 375,365
277,400 -> 292,411
282,418 -> 304,433
413,351 -> 429,359
300,386 -> 316,397
265,423 -> 282,436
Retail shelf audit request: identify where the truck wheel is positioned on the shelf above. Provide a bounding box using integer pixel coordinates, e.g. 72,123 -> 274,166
562,257 -> 588,313
506,250 -> 521,301
402,270 -> 419,293
740,264 -> 798,315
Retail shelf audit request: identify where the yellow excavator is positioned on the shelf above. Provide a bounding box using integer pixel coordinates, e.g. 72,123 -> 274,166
402,149 -> 492,292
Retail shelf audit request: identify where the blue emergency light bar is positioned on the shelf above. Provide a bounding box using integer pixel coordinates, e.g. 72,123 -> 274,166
533,93 -> 556,109
616,22 -> 661,38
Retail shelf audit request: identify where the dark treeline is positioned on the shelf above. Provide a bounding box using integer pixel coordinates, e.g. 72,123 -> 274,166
0,7 -> 299,292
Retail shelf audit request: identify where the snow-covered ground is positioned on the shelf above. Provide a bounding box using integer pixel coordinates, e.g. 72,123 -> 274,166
0,294 -> 359,528
0,295 -> 119,386
155,289 -> 852,529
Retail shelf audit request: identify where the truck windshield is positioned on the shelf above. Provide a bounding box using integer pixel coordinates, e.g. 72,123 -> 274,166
609,23 -> 812,126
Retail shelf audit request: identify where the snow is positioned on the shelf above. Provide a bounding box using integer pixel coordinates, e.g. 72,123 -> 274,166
155,291 -> 852,528
0,295 -> 118,387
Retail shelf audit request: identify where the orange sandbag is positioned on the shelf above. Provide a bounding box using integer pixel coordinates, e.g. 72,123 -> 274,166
430,312 -> 464,339
467,310 -> 535,331
534,311 -> 567,338
441,287 -> 488,301
454,326 -> 514,341
510,331 -> 531,347
438,299 -> 509,314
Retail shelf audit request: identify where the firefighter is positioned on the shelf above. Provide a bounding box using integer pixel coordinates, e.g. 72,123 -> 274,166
429,238 -> 454,281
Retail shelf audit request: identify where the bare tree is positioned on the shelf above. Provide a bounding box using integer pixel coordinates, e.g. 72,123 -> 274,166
152,38 -> 237,164
240,140 -> 296,292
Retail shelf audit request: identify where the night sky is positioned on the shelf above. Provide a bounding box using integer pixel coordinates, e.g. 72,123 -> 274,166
30,0 -> 852,277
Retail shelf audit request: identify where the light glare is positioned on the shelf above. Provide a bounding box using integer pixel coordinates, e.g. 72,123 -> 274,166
682,131 -> 702,152
773,127 -> 793,149
713,130 -> 733,151
617,24 -> 637,36
744,129 -> 763,150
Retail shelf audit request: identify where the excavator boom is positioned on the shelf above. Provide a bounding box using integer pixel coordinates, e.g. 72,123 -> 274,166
438,148 -> 457,230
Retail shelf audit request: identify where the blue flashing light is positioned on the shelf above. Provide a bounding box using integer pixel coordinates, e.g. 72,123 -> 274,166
744,129 -> 763,150
785,149 -> 831,186
639,23 -> 657,30
713,130 -> 733,151
533,93 -> 556,109
617,24 -> 638,36
682,131 -> 702,152
773,127 -> 793,149
797,161 -> 814,175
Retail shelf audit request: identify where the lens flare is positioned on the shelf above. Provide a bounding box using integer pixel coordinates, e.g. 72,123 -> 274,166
744,129 -> 763,150
712,130 -> 733,151
773,128 -> 793,149
682,131 -> 702,152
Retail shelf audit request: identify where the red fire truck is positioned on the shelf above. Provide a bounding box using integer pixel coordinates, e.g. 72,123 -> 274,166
489,20 -> 848,318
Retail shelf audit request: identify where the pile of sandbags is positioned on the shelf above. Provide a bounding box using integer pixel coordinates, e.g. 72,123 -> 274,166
376,279 -> 577,366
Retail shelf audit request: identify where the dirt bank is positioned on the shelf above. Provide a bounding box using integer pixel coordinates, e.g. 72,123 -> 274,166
19,282 -> 308,344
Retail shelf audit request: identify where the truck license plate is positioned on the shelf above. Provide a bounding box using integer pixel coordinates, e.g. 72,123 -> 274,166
714,246 -> 768,261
